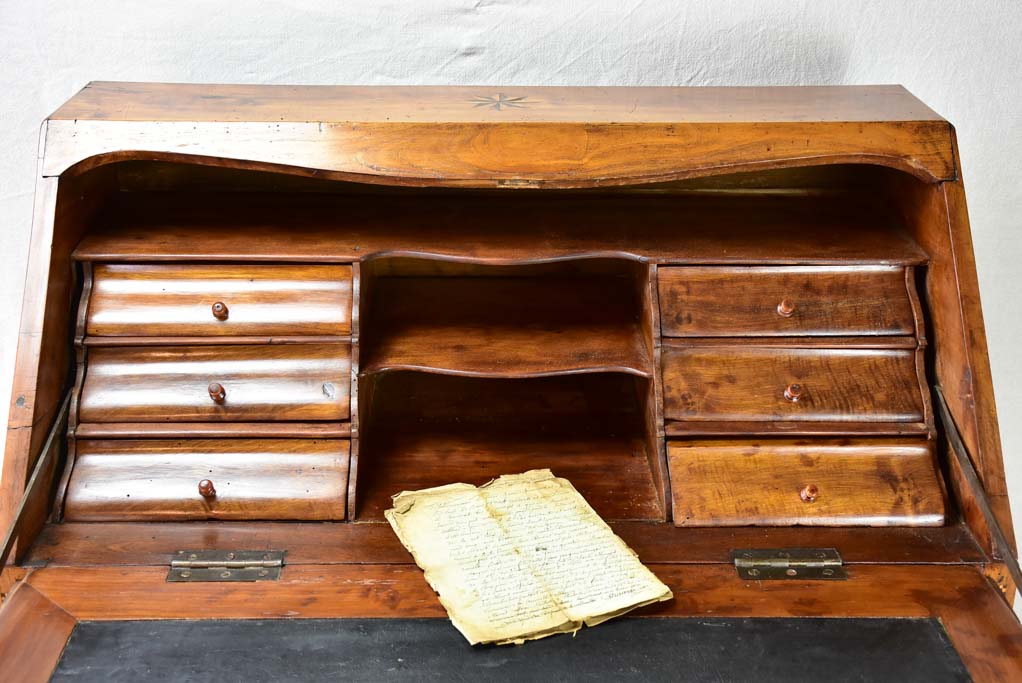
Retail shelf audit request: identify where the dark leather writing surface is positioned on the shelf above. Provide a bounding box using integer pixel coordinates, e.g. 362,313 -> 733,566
52,617 -> 970,682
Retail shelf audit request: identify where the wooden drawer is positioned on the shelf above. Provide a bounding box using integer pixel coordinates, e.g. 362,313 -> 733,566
658,266 -> 916,337
661,344 -> 924,423
86,264 -> 353,337
79,343 -> 351,422
63,439 -> 349,521
668,439 -> 945,526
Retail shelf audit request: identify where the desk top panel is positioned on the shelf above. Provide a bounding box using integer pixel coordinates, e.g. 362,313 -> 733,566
51,83 -> 945,124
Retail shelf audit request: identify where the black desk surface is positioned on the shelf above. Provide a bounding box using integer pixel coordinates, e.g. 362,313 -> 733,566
51,616 -> 970,682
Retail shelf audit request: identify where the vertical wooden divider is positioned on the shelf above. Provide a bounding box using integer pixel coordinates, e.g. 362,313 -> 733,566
346,261 -> 362,521
642,263 -> 670,522
51,261 -> 93,523
905,266 -> 936,437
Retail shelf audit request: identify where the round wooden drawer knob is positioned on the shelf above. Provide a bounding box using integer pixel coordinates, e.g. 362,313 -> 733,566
208,382 -> 227,403
800,484 -> 819,503
212,301 -> 229,321
776,298 -> 796,317
198,479 -> 217,499
783,383 -> 803,402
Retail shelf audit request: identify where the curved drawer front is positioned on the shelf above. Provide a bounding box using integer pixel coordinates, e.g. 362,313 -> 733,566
658,266 -> 915,337
668,439 -> 945,527
64,439 -> 349,521
79,343 -> 351,422
662,345 -> 924,422
86,263 -> 353,337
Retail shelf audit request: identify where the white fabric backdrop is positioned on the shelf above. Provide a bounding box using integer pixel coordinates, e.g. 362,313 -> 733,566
2,0 -> 1020,574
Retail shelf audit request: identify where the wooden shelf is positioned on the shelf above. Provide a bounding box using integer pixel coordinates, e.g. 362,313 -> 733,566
356,430 -> 661,521
355,372 -> 662,521
362,274 -> 651,377
73,190 -> 928,265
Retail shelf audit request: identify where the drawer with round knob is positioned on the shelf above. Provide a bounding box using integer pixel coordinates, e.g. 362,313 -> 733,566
661,343 -> 925,423
63,439 -> 349,521
85,263 -> 353,338
78,343 -> 351,422
657,265 -> 917,337
667,438 -> 945,526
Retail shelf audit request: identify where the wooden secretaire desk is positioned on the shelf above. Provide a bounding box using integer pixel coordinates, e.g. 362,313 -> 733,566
1,83 -> 1020,680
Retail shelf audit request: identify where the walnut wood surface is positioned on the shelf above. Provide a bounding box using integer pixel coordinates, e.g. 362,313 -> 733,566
52,83 -> 946,124
658,265 -> 916,337
86,263 -> 352,337
73,421 -> 351,439
359,431 -> 660,522
357,371 -> 660,521
0,584 -> 76,683
25,521 -> 985,567
665,420 -> 930,437
78,343 -> 351,422
3,85 -> 1019,673
82,335 -> 351,347
73,191 -> 929,265
362,274 -> 650,377
884,165 -> 1015,553
1,166 -> 120,551
17,563 -> 1022,681
16,562 -> 991,620
63,439 -> 349,521
0,567 -> 28,603
662,343 -> 925,423
39,83 -> 952,184
42,84 -> 956,184
668,438 -> 945,526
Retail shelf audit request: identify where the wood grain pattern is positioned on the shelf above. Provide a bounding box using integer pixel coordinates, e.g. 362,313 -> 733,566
41,83 -> 956,184
78,343 -> 351,422
362,274 -> 650,377
24,521 -> 985,567
16,562 -> 983,621
658,265 -> 916,337
47,119 -> 956,186
0,168 -> 114,547
19,563 -> 1022,681
357,371 -> 661,521
641,264 -> 670,517
73,421 -> 351,439
73,191 -> 929,265
4,164 -> 130,558
87,263 -> 352,337
83,335 -> 351,347
51,83 -> 947,124
665,420 -> 929,436
668,438 -> 945,526
886,169 -> 1006,490
358,431 -> 661,522
662,343 -> 924,423
0,567 -> 28,602
24,523 -> 981,564
63,439 -> 349,521
0,584 -> 76,683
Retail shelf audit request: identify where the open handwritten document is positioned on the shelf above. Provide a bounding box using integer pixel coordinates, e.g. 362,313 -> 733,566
385,469 -> 673,645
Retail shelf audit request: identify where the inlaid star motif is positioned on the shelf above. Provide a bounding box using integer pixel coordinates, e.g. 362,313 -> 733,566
469,93 -> 535,111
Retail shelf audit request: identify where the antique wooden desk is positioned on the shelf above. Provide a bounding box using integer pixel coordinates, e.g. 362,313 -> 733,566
1,83 -> 1020,680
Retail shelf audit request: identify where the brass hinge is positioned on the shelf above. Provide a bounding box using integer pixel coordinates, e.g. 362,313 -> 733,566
731,548 -> 846,580
167,550 -> 286,582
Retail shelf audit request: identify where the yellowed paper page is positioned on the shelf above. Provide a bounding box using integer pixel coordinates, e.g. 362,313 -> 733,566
385,469 -> 673,645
